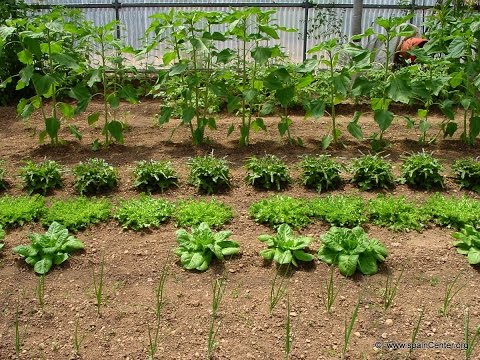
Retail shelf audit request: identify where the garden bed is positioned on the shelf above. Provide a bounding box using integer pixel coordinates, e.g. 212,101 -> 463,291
1,102 -> 480,360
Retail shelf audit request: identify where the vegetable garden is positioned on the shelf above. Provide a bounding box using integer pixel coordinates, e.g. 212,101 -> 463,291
1,0 -> 480,359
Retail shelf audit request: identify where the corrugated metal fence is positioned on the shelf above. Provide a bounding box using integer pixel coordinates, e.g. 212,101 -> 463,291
25,0 -> 436,62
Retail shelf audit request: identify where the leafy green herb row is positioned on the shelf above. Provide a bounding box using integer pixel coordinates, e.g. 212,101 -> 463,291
1,155 -> 479,194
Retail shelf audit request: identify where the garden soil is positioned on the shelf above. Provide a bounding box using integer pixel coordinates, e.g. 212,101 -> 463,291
1,101 -> 480,360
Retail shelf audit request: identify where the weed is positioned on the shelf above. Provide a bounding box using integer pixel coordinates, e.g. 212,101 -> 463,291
453,158 -> 480,192
73,158 -> 118,195
400,151 -> 444,189
249,195 -> 312,229
341,299 -> 360,360
19,160 -> 63,195
441,270 -> 466,317
423,194 -> 480,229
309,195 -> 367,227
245,155 -> 291,190
299,155 -> 343,193
207,277 -> 227,359
174,199 -> 233,228
147,264 -> 168,360
93,256 -> 105,316
187,154 -> 231,194
259,224 -> 314,267
0,195 -> 45,228
133,160 -> 178,193
350,154 -> 395,190
322,266 -> 340,313
464,307 -> 480,360
73,318 -> 85,356
410,307 -> 424,355
383,269 -> 403,310
270,265 -> 290,313
115,196 -> 174,231
42,197 -> 111,231
368,195 -> 429,232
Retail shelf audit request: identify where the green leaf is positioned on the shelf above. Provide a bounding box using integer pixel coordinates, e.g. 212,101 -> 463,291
251,46 -> 273,64
227,123 -> 235,136
447,37 -> 466,58
467,248 -> 480,265
259,25 -> 279,39
347,111 -> 363,140
45,118 -> 60,141
317,246 -> 338,265
305,99 -> 326,119
13,245 -> 38,257
374,109 -> 394,132
276,86 -> 295,107
107,121 -> 124,143
33,74 -> 55,97
387,73 -> 412,104
338,254 -> 358,277
321,134 -> 333,150
293,250 -> 314,262
252,118 -> 267,132
53,252 -> 69,265
158,107 -> 173,125
87,112 -> 100,125
351,77 -> 374,97
169,63 -> 188,76
469,117 -> 480,142
61,238 -> 85,252
260,248 -> 275,260
52,53 -> 82,72
68,125 -> 82,141
34,257 -> 53,274
357,253 -> 378,275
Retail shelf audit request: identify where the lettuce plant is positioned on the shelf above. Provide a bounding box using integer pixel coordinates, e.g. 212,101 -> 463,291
318,226 -> 388,276
174,222 -> 240,271
12,221 -> 85,274
452,225 -> 480,265
0,195 -> 46,228
174,199 -> 233,228
115,196 -> 173,231
258,224 -> 314,266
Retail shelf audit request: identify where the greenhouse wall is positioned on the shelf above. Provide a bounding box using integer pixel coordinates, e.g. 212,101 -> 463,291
25,0 -> 436,62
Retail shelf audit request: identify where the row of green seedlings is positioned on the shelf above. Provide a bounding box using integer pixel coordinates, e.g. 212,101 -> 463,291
6,218 -> 480,359
9,221 -> 480,358
0,195 -> 233,233
1,153 -> 479,196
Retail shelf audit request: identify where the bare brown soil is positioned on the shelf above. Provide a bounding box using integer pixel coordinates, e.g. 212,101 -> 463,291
1,101 -> 480,360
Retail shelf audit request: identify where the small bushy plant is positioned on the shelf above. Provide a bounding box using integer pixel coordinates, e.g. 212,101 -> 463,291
0,160 -> 7,190
423,194 -> 480,229
13,221 -> 85,274
174,222 -> 240,271
0,195 -> 45,227
350,154 -> 395,190
452,225 -> 480,265
73,159 -> 118,195
19,160 -> 63,195
133,160 -> 178,193
258,224 -> 314,266
187,154 -> 231,194
400,152 -> 444,189
174,199 -> 233,228
115,196 -> 174,231
245,155 -> 291,190
367,195 -> 429,232
249,195 -> 312,229
308,195 -> 367,227
318,226 -> 388,276
42,197 -> 111,232
452,158 -> 480,192
299,155 -> 343,193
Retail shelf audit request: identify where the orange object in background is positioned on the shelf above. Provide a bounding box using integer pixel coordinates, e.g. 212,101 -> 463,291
398,37 -> 428,64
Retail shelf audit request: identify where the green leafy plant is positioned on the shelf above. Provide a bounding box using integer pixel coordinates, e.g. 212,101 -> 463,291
174,199 -> 233,228
299,155 -> 343,193
12,221 -> 85,274
341,299 -> 360,360
115,196 -> 174,231
318,226 -> 388,276
0,195 -> 45,227
174,222 -> 240,271
367,195 -> 429,232
187,154 -> 231,194
19,160 -> 63,195
249,195 -> 312,229
452,158 -> 480,192
410,307 -> 424,356
322,265 -> 340,313
73,318 -> 85,356
93,256 -> 105,316
400,152 -> 444,189
245,155 -> 291,190
452,225 -> 480,265
133,160 -> 178,193
258,224 -> 314,267
441,271 -> 465,317
0,160 -> 7,190
423,194 -> 480,229
73,158 -> 119,195
42,197 -> 111,231
350,154 -> 395,190
207,277 -> 226,359
308,195 -> 367,227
